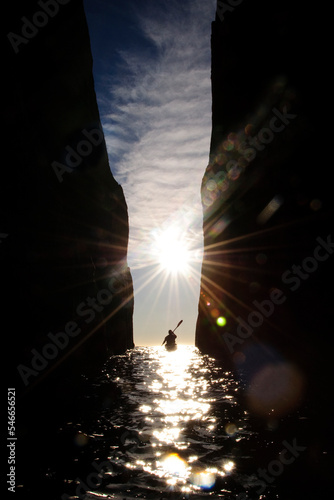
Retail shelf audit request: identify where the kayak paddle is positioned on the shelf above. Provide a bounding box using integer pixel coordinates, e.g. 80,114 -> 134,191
161,320 -> 183,345
173,320 -> 183,332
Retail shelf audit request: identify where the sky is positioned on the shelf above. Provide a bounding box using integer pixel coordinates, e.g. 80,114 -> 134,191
83,0 -> 216,346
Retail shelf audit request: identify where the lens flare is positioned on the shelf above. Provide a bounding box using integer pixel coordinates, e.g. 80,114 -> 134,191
216,316 -> 227,327
191,470 -> 216,489
246,362 -> 305,417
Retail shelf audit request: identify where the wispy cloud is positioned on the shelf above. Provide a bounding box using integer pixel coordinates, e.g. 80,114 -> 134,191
100,0 -> 215,267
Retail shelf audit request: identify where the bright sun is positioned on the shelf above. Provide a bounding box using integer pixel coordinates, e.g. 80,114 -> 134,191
152,226 -> 191,275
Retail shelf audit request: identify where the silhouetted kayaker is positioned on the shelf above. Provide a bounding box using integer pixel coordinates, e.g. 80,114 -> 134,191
162,330 -> 177,347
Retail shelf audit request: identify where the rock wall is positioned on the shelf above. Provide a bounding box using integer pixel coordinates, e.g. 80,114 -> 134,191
196,0 -> 332,380
2,0 -> 134,400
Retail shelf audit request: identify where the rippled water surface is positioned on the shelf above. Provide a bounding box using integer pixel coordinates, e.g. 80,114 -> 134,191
57,346 -> 312,500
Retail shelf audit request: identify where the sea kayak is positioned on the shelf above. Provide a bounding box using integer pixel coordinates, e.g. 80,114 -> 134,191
165,343 -> 177,351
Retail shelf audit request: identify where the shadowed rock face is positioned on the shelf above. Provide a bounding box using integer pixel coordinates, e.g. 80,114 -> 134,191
196,1 -> 332,375
2,0 -> 134,397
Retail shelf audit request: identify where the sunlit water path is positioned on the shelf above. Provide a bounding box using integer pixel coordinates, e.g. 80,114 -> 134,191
58,346 -> 311,500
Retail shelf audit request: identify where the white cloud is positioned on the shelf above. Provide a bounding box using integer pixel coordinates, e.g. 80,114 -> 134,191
100,0 -> 215,273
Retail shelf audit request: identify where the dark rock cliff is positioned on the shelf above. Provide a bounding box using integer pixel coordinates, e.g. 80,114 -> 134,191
2,0 -> 134,402
196,2 -> 332,382
195,4 -> 332,495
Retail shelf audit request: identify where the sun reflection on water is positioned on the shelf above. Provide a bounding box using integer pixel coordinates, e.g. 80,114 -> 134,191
132,346 -> 237,492
59,345 -> 310,499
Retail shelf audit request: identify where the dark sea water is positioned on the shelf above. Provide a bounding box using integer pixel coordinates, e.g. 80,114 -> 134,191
15,346 -> 329,500
43,345 -> 327,500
